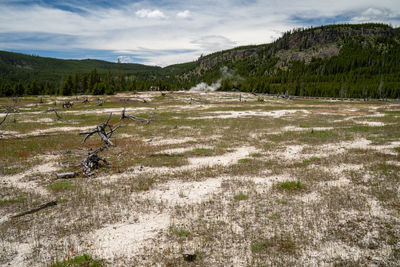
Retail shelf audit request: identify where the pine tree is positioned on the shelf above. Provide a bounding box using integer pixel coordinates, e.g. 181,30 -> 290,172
61,75 -> 73,96
14,82 -> 25,96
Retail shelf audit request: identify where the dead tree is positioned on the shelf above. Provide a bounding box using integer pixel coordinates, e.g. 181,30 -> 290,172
79,114 -> 123,177
82,97 -> 89,104
80,113 -> 122,146
47,108 -> 62,120
62,101 -> 73,108
12,200 -> 57,218
0,112 -> 9,137
0,112 -> 8,126
56,172 -> 77,179
5,106 -> 19,113
120,107 -> 151,124
81,145 -> 109,177
188,97 -> 205,104
96,100 -> 104,106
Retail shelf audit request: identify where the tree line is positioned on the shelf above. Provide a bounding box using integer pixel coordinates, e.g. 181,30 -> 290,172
1,25 -> 400,99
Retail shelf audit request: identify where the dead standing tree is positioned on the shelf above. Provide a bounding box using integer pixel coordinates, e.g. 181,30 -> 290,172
79,113 -> 122,177
46,108 -> 62,120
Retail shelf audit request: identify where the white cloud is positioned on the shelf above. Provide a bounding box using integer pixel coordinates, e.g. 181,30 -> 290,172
0,0 -> 399,66
177,10 -> 191,19
191,35 -> 236,53
136,9 -> 166,19
351,7 -> 396,23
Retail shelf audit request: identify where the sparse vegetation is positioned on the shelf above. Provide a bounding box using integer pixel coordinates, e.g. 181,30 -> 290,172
237,158 -> 252,163
0,197 -> 26,207
251,235 -> 297,254
51,254 -> 103,267
189,148 -> 214,156
233,192 -> 248,200
0,92 -> 399,266
48,181 -> 75,192
279,181 -> 305,190
171,228 -> 191,238
303,156 -> 321,163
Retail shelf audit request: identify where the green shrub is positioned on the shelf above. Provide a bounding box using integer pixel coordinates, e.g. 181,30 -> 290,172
48,181 -> 75,192
234,193 -> 248,200
279,181 -> 305,190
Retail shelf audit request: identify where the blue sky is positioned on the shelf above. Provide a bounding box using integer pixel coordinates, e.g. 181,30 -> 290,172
1,0 -> 399,66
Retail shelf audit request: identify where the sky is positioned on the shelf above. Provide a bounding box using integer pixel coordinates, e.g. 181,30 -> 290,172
0,0 -> 399,66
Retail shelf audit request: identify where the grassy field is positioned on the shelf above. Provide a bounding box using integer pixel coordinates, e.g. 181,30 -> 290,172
0,91 -> 399,266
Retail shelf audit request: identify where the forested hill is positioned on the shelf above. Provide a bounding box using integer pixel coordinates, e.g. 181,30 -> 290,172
179,23 -> 400,99
0,50 -> 161,94
1,23 -> 400,98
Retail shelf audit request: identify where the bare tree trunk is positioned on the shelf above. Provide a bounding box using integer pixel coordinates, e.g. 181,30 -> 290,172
12,200 -> 57,218
56,172 -> 76,179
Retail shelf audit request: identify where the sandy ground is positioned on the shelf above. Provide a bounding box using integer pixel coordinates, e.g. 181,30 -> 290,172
1,155 -> 60,198
1,92 -> 399,266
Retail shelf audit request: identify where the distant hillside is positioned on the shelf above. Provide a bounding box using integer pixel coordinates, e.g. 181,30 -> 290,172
1,23 -> 400,99
172,23 -> 400,98
0,50 -> 161,84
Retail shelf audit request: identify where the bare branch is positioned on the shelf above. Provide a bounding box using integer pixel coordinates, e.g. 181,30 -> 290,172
98,129 -> 113,146
80,113 -> 120,146
80,129 -> 98,144
106,125 -> 123,139
0,112 -> 9,126
105,112 -> 112,126
47,108 -> 62,119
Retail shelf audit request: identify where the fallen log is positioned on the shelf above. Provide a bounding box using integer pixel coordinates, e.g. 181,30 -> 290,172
120,107 -> 151,124
56,172 -> 77,179
96,100 -> 104,106
12,200 -> 57,218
